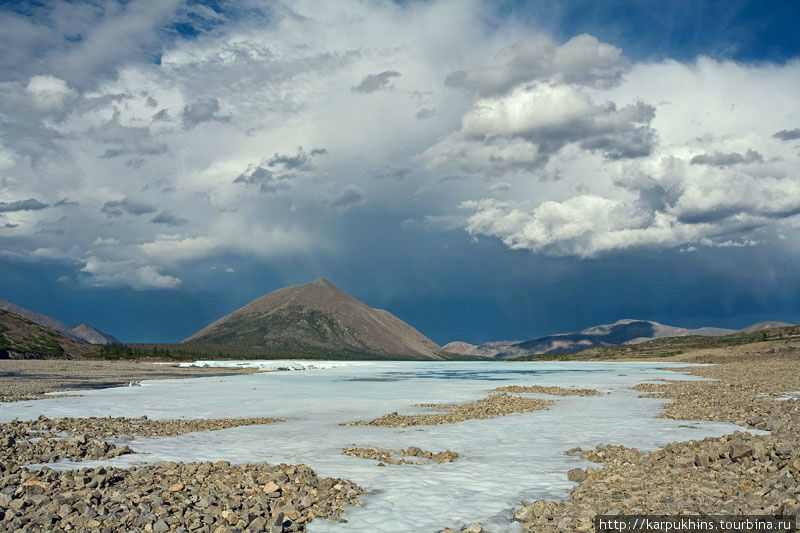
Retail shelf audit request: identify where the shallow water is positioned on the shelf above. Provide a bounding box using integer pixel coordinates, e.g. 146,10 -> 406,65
0,361 -> 745,533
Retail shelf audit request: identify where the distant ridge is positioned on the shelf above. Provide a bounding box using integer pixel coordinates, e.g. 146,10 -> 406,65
741,321 -> 794,332
183,279 -> 448,359
0,309 -> 96,359
444,319 -> 741,359
0,300 -> 118,344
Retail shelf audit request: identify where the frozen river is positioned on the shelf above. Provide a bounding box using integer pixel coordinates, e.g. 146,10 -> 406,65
0,361 -> 744,532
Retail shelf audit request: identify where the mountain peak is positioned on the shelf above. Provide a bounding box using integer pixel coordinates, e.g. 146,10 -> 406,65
183,280 -> 446,359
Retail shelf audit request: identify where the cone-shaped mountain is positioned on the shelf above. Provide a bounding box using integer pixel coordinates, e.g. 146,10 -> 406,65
183,279 -> 447,359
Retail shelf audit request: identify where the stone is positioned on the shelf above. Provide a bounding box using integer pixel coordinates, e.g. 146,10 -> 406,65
248,516 -> 267,530
262,481 -> 280,494
729,443 -> 754,461
775,443 -> 792,456
464,522 -> 482,533
568,468 -> 587,482
766,418 -> 784,431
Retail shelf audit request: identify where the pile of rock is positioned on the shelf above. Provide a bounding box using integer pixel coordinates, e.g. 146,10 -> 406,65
1,419 -> 133,467
344,393 -> 554,428
492,385 -> 600,396
23,414 -> 284,440
343,445 -> 460,465
0,461 -> 363,532
510,350 -> 800,533
513,431 -> 799,532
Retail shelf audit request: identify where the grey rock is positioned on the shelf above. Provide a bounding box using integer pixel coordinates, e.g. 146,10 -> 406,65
729,443 -> 754,461
568,468 -> 587,482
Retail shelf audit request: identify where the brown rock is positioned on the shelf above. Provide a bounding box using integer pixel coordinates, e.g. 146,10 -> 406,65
730,443 -> 754,461
263,481 -> 280,494
568,468 -> 587,482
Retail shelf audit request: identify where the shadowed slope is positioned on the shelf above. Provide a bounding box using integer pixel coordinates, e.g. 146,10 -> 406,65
0,310 -> 97,359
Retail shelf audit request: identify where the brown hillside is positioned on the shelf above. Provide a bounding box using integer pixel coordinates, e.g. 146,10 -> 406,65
183,279 -> 447,359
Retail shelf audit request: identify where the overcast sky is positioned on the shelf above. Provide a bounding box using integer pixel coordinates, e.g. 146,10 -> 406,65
1,0 -> 799,344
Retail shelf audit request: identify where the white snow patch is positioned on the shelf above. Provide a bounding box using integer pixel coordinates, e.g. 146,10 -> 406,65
179,359 -> 369,371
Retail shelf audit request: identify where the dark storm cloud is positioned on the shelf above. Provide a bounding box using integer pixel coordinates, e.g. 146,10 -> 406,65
234,147 -> 327,193
326,185 -> 366,210
772,128 -> 800,141
53,198 -> 79,207
0,198 -> 49,212
445,34 -> 628,97
677,202 -> 800,225
233,166 -> 292,193
428,93 -> 658,174
182,97 -> 228,128
578,124 -> 657,160
351,71 -> 401,94
547,101 -> 657,159
690,149 -> 763,166
151,210 -> 189,226
152,108 -> 170,121
267,147 -> 327,171
101,198 -> 157,218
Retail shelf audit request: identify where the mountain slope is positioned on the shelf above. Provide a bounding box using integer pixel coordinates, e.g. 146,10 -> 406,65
741,321 -> 794,332
71,323 -> 119,344
0,300 -> 117,344
445,319 -> 738,359
183,279 -> 447,359
0,299 -> 76,339
0,310 -> 97,359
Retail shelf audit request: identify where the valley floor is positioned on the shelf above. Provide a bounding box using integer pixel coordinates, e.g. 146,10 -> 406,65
0,341 -> 798,532
0,359 -> 261,402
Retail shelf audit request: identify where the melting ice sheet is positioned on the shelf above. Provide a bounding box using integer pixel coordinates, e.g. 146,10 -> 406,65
0,361 -> 746,533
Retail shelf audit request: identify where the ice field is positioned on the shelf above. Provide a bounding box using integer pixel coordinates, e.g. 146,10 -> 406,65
0,361 -> 747,532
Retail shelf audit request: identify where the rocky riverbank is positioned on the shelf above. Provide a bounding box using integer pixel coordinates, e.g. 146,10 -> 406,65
0,414 -> 362,532
0,415 -> 284,469
509,343 -> 800,532
0,461 -> 363,532
7,414 -> 283,440
343,392 -> 554,428
0,359 -> 263,403
343,445 -> 460,465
